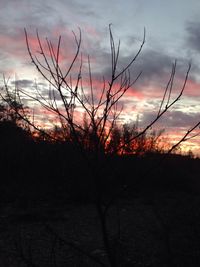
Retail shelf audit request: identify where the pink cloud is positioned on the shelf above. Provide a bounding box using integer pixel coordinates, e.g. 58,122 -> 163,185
184,79 -> 200,97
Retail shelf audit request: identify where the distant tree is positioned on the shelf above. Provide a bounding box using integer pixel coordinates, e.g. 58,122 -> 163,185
0,80 -> 31,131
0,82 -> 33,156
106,120 -> 166,155
187,149 -> 194,158
2,25 -> 200,266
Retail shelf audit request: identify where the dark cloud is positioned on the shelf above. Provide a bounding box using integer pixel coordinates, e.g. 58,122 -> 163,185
11,79 -> 33,88
125,49 -> 194,88
186,21 -> 200,53
134,50 -> 172,83
40,87 -> 64,101
96,41 -> 192,96
141,110 -> 200,129
184,21 -> 200,82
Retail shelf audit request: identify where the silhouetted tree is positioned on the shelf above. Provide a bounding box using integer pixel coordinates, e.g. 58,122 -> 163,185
2,25 -> 200,266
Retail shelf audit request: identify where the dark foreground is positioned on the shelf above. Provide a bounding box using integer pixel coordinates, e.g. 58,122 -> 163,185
1,125 -> 200,266
0,189 -> 200,267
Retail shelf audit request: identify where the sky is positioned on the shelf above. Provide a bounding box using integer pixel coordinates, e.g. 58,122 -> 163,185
1,0 -> 200,155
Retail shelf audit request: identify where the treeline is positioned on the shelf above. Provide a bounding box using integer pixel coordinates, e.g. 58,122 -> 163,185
0,116 -> 199,204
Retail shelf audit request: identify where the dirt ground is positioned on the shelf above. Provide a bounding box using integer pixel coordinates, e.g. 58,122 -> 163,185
0,190 -> 200,266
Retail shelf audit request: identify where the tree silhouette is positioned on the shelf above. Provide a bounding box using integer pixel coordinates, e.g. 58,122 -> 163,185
2,25 -> 200,266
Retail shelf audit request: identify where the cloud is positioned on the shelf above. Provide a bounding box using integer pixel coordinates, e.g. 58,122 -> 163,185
186,21 -> 200,53
11,79 -> 33,88
141,109 -> 200,130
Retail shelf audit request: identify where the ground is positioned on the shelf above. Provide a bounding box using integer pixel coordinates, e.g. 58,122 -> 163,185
0,190 -> 200,266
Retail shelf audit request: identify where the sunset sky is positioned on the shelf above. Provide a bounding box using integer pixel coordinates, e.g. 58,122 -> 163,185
1,0 -> 200,155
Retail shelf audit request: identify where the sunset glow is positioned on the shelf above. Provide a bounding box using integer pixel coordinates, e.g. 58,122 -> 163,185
1,0 -> 200,155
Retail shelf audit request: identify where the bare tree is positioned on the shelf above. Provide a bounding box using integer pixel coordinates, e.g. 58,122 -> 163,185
2,25 -> 200,266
